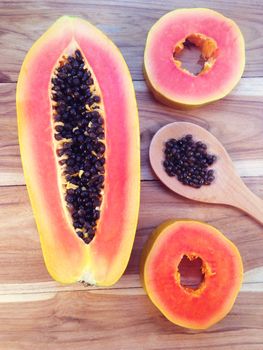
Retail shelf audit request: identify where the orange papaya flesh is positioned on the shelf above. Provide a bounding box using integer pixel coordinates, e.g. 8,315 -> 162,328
17,16 -> 140,286
141,220 -> 243,329
144,8 -> 245,106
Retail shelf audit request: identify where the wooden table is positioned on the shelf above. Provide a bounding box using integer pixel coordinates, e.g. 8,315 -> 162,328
0,1 -> 263,349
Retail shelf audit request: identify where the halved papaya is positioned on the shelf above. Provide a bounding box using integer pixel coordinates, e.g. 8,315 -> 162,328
141,220 -> 243,329
17,16 -> 140,286
144,8 -> 245,106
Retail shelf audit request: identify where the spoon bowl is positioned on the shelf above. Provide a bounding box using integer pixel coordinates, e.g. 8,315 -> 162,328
150,122 -> 263,225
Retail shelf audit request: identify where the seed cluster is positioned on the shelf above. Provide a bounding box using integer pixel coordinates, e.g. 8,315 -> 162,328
163,134 -> 217,188
51,49 -> 105,244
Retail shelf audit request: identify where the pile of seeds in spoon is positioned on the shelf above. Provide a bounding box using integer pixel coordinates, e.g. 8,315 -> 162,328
51,49 -> 105,244
163,134 -> 217,188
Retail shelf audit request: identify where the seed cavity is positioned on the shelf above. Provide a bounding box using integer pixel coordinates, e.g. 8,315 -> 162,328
51,49 -> 105,244
163,134 -> 217,188
173,33 -> 218,76
178,254 -> 205,291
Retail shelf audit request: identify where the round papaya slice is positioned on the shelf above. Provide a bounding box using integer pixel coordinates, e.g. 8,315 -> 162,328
144,8 -> 245,106
141,220 -> 243,329
16,16 -> 140,286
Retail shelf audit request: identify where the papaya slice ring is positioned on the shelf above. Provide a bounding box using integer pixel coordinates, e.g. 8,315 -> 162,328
144,8 -> 245,106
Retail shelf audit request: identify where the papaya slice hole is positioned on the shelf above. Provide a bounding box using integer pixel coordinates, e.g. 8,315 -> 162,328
177,254 -> 205,290
173,33 -> 218,76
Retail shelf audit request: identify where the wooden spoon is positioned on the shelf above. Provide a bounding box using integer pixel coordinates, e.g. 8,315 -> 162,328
149,122 -> 263,225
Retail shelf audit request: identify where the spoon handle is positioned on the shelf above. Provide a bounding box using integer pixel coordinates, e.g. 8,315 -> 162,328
228,182 -> 263,225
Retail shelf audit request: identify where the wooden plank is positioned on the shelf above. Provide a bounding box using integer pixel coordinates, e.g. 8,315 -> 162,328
1,1 -> 263,347
0,266 -> 262,298
0,0 -> 263,82
1,79 -> 263,185
0,265 -> 262,297
0,290 -> 262,350
0,180 -> 262,286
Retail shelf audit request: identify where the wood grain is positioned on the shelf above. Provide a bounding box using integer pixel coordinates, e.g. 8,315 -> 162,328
1,79 -> 263,185
0,0 -> 263,348
1,0 -> 263,82
0,181 -> 262,284
0,291 -> 263,350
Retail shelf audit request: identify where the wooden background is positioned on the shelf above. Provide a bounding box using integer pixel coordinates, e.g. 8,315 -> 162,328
0,0 -> 263,349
